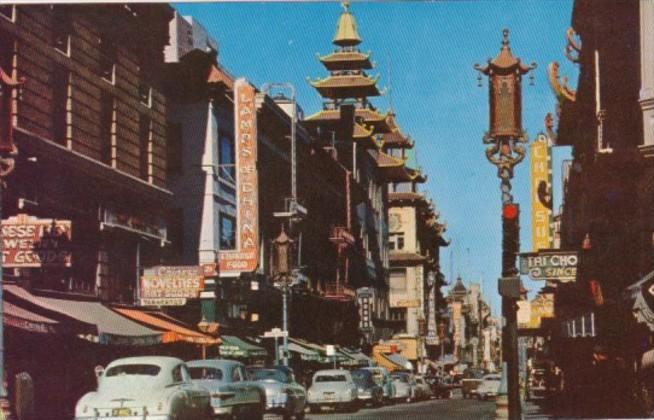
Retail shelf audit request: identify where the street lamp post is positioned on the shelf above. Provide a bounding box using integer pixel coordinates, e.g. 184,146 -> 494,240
474,29 -> 535,420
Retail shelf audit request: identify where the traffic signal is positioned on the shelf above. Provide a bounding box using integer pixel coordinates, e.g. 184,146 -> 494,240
502,203 -> 520,276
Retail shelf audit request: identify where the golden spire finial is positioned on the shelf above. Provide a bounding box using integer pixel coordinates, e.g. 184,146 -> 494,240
342,0 -> 350,12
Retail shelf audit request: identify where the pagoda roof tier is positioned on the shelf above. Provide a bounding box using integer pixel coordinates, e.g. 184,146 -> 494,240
353,122 -> 379,149
389,192 -> 430,206
382,131 -> 414,149
308,74 -> 380,99
318,51 -> 373,71
304,108 -> 391,133
333,1 -> 362,47
370,150 -> 421,183
407,167 -> 427,183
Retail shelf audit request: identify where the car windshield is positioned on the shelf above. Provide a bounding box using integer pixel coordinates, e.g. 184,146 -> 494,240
105,364 -> 161,377
188,367 -> 223,381
315,374 -> 346,383
249,369 -> 291,383
391,374 -> 409,383
352,371 -> 374,387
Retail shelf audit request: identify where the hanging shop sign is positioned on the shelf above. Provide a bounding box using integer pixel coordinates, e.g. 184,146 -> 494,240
395,299 -> 421,308
219,78 -> 259,276
2,214 -> 72,267
140,265 -> 205,306
519,250 -> 578,282
530,133 -> 553,251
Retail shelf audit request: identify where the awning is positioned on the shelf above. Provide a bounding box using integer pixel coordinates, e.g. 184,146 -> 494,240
287,342 -> 321,361
288,338 -> 349,363
340,349 -> 374,367
385,353 -> 414,371
4,284 -> 162,346
219,335 -> 267,358
112,307 -> 220,345
642,349 -> 654,370
4,300 -> 63,334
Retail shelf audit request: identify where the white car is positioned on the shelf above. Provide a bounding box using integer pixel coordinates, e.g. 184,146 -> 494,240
307,369 -> 359,413
74,356 -> 212,420
390,371 -> 416,402
477,374 -> 502,400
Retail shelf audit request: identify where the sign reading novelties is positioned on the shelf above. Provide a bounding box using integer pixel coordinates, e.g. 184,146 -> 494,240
140,265 -> 205,306
519,251 -> 578,282
219,78 -> 259,276
2,214 -> 72,267
530,133 -> 553,251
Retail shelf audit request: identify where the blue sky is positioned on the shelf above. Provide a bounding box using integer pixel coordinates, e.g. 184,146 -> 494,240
174,0 -> 576,314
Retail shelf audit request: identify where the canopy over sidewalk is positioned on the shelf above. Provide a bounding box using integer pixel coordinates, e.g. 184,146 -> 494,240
220,335 -> 267,358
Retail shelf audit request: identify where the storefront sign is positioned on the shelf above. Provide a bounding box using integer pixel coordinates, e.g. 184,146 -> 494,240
102,208 -> 166,241
519,251 -> 578,282
530,133 -> 553,251
219,79 -> 259,276
2,214 -> 72,267
395,299 -> 420,308
140,265 -> 204,306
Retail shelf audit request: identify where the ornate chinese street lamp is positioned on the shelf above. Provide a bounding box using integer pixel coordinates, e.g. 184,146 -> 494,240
474,29 -> 535,420
272,227 -> 294,366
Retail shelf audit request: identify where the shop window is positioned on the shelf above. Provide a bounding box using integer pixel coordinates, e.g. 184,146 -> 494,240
219,213 -> 236,250
52,5 -> 70,56
219,132 -> 235,182
166,121 -> 182,177
139,115 -> 151,181
100,91 -> 114,165
99,37 -> 115,83
390,308 -> 406,321
52,66 -> 70,146
0,5 -> 14,22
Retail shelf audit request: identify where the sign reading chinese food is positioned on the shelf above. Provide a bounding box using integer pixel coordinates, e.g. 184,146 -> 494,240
2,214 -> 72,267
219,78 -> 259,276
140,265 -> 205,306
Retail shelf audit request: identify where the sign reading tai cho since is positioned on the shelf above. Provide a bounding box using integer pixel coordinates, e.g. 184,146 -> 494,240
519,251 -> 578,282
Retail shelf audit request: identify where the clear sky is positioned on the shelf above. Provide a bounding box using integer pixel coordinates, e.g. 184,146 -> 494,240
174,0 -> 576,315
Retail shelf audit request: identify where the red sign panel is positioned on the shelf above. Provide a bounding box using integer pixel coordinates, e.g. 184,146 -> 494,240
2,214 -> 72,267
219,79 -> 259,276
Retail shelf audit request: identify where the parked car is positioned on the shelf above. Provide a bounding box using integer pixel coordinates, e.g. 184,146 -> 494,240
413,375 -> 433,400
359,366 -> 396,402
477,374 -> 502,400
390,371 -> 416,403
426,375 -> 453,399
186,359 -> 264,419
351,369 -> 384,407
307,369 -> 359,413
461,368 -> 486,399
74,356 -> 212,420
247,365 -> 306,419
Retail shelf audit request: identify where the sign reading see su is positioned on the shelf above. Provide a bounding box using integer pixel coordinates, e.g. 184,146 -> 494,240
519,251 -> 578,282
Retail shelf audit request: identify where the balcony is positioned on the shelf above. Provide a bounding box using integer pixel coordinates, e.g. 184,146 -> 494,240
324,282 -> 355,301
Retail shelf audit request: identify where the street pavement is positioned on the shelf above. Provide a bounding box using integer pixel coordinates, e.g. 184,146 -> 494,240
293,395 -> 496,420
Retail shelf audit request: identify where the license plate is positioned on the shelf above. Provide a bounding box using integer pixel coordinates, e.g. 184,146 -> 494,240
112,408 -> 132,416
323,393 -> 335,401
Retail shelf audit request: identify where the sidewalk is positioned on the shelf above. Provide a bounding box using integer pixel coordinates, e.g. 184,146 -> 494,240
521,397 -> 555,420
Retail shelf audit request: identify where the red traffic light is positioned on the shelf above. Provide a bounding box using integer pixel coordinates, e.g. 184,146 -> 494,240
502,203 -> 519,220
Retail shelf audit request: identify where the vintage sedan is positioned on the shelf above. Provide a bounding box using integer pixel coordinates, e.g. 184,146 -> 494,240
247,366 -> 306,419
359,367 -> 395,402
74,356 -> 212,420
307,369 -> 359,413
186,359 -> 264,419
351,369 -> 384,407
413,375 -> 433,400
390,371 -> 416,402
477,374 -> 502,400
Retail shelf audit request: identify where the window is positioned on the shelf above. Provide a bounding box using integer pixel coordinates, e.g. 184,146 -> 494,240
397,235 -> 405,250
106,364 -> 160,377
139,115 -> 151,181
219,132 -> 235,182
52,66 -> 70,146
99,92 -> 114,165
0,5 -> 14,22
390,233 -> 405,251
390,269 -> 407,291
166,122 -> 182,177
219,214 -> 236,250
138,66 -> 151,107
231,367 -> 242,382
390,308 -> 406,321
172,365 -> 184,383
52,6 -> 70,55
99,38 -> 115,83
188,367 -> 223,381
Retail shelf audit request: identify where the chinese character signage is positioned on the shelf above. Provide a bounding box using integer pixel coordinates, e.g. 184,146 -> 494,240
519,251 -> 578,282
530,133 -> 552,251
219,78 -> 259,276
2,214 -> 72,267
140,265 -> 205,306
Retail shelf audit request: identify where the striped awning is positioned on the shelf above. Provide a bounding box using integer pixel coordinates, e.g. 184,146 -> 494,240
112,307 -> 220,345
287,342 -> 321,361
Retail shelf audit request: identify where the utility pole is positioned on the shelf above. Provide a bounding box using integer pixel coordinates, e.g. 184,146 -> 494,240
474,29 -> 536,420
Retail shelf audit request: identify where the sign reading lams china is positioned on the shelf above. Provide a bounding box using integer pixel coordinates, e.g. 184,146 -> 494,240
219,79 -> 260,276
